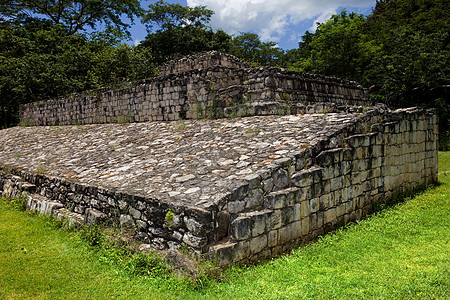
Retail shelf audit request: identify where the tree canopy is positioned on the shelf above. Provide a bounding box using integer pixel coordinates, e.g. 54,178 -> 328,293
139,0 -> 230,66
0,0 -> 143,35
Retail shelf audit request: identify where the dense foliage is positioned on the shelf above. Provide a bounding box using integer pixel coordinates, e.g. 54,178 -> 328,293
0,0 -> 143,35
0,19 -> 155,127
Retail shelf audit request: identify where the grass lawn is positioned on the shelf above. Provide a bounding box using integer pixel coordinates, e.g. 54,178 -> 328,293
1,152 -> 449,299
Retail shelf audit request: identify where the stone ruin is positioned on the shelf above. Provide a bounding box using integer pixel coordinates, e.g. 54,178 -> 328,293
19,51 -> 369,126
0,51 -> 439,266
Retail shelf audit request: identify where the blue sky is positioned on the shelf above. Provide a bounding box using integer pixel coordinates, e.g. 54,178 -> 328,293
128,0 -> 377,50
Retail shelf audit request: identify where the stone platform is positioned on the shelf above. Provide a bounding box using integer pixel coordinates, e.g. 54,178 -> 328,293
0,105 -> 439,265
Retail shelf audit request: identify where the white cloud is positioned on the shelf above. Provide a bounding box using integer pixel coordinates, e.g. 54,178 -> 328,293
187,0 -> 375,43
309,9 -> 336,32
134,39 -> 141,46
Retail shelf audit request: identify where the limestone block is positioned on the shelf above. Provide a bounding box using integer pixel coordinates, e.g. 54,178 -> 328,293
182,232 -> 208,249
270,209 -> 282,229
309,198 -> 318,213
264,190 -> 287,209
301,217 -> 310,236
293,203 -> 301,221
300,200 -> 309,218
281,206 -> 295,225
209,240 -> 237,267
291,170 -> 313,188
228,201 -> 245,214
268,230 -> 278,248
233,241 -> 250,262
183,216 -> 206,235
250,211 -> 270,237
319,194 -> 333,210
245,188 -> 264,209
324,208 -> 337,224
85,208 -> 107,225
250,234 -> 268,254
278,224 -> 293,245
230,215 -> 251,240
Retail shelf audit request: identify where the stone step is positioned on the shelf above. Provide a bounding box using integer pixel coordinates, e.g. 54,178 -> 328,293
26,193 -> 63,217
230,209 -> 272,241
26,193 -> 85,228
53,208 -> 85,228
263,187 -> 301,210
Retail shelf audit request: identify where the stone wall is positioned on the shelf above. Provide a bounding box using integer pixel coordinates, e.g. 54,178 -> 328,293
19,52 -> 370,126
2,106 -> 438,265
209,107 -> 438,264
158,51 -> 249,76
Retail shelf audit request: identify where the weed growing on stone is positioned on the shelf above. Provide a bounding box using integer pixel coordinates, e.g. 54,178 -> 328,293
175,123 -> 187,130
245,127 -> 261,134
18,119 -> 35,127
164,208 -> 175,228
194,101 -> 204,119
34,167 -> 48,174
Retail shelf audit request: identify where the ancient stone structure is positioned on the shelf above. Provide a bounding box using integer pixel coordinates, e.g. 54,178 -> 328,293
19,51 -> 369,126
1,51 -> 439,266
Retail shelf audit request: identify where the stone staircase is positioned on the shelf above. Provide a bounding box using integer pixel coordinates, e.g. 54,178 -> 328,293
0,173 -> 104,228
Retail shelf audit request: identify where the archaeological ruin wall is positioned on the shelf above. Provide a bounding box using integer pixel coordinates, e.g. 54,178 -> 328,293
19,51 -> 370,126
1,106 -> 438,266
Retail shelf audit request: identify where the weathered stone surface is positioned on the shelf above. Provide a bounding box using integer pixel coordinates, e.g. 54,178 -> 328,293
0,113 -> 361,207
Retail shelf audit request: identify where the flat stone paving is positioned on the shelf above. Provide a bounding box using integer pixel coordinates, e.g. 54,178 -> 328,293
0,113 -> 360,207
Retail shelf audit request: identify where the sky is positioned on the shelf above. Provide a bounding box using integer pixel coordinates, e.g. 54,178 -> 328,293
130,0 -> 378,50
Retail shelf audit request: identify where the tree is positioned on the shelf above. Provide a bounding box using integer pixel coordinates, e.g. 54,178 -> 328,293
366,0 -> 450,143
230,32 -> 285,67
296,10 -> 379,83
142,0 -> 213,30
0,0 -> 143,35
139,1 -> 231,66
0,18 -> 155,128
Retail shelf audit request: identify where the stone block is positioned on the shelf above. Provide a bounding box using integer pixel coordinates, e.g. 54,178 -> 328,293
309,198 -> 318,213
291,170 -> 313,188
268,230 -> 278,248
251,211 -> 269,237
270,209 -> 282,229
233,241 -> 250,262
278,225 -> 292,245
228,201 -> 245,214
301,217 -> 310,236
293,203 -> 301,221
215,211 -> 230,241
250,234 -> 268,254
264,190 -> 287,209
209,241 -> 237,267
324,208 -> 337,224
183,216 -> 206,235
291,221 -> 302,240
281,206 -> 295,225
230,215 -> 251,240
245,188 -> 264,209
182,232 -> 208,249
85,208 -> 107,225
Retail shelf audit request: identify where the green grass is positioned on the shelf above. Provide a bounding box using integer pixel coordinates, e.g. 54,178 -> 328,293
1,153 -> 450,299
